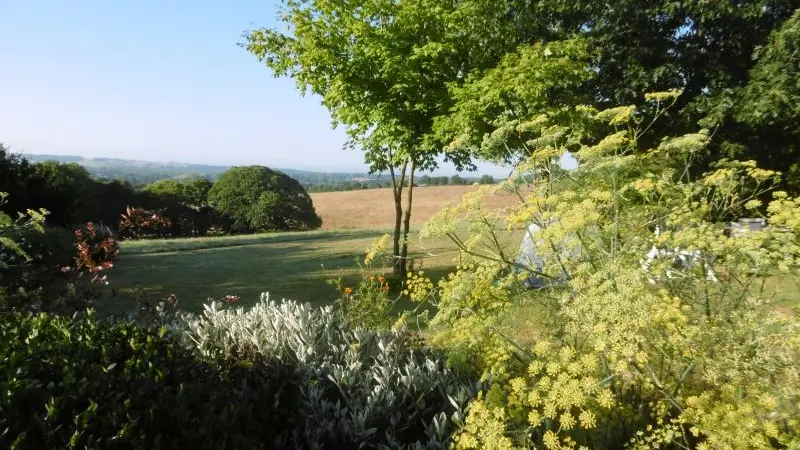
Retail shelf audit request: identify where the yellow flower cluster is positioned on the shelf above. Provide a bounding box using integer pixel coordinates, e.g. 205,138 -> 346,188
644,89 -> 683,102
403,270 -> 434,302
363,233 -> 392,265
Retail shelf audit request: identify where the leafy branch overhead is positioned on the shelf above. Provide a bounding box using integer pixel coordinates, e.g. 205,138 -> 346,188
244,0 -> 522,171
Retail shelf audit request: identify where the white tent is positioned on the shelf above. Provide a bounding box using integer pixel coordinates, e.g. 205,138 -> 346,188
514,221 -> 583,288
515,222 -> 547,288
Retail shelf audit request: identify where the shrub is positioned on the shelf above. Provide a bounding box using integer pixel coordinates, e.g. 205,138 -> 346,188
180,296 -> 477,448
0,311 -> 297,450
118,206 -> 172,239
331,271 -> 395,329
3,297 -> 478,449
17,226 -> 75,268
207,165 -> 322,233
1,195 -> 119,313
419,95 -> 800,448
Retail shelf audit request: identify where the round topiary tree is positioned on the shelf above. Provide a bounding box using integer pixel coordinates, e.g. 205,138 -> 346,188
208,165 -> 322,233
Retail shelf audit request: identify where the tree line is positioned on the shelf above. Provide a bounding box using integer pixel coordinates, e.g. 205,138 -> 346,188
303,174 -> 497,192
0,145 -> 321,239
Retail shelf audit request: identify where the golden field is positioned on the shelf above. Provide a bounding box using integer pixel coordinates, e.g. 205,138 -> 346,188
310,185 -> 521,230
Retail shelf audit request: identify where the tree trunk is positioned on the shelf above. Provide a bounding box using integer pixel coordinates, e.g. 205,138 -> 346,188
399,160 -> 415,280
389,159 -> 408,277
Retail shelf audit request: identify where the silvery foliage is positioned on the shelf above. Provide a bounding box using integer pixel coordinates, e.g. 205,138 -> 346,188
179,293 -> 478,449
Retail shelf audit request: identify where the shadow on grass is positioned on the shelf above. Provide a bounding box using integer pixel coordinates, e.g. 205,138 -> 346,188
121,228 -> 392,255
97,229 -> 471,318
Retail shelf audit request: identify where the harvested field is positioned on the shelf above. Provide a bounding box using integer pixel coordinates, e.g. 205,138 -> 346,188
310,185 -> 521,230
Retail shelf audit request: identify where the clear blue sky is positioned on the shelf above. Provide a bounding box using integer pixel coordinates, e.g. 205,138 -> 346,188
0,1 -> 518,176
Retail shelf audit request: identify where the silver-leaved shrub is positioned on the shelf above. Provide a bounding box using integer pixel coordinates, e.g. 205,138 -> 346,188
178,294 -> 478,449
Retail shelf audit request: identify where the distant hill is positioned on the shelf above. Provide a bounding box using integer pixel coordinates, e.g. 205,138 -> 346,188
21,154 -> 498,192
22,154 -> 382,188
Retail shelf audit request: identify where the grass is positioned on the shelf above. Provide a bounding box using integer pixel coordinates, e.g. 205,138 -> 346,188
95,185 -> 526,315
98,225 -> 522,315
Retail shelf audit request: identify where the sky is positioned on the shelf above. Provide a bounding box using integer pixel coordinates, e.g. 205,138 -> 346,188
0,1 -> 520,176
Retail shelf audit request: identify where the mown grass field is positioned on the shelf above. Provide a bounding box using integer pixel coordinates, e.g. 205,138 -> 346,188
97,185 -> 523,315
99,226 -> 525,315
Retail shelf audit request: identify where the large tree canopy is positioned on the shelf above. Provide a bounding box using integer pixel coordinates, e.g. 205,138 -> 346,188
245,0 -> 538,275
735,8 -> 800,190
434,1 -> 800,189
208,166 -> 321,232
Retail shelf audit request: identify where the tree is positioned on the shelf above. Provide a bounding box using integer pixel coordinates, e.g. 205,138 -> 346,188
735,8 -> 800,191
29,161 -> 95,227
182,179 -> 213,209
141,179 -> 184,200
478,175 -> 495,185
141,178 -> 212,210
0,144 -> 36,216
434,1 -> 800,191
87,180 -> 140,229
244,0 -> 514,276
207,166 -> 321,233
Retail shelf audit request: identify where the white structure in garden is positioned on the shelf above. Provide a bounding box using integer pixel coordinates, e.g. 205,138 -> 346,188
639,218 -> 769,283
639,225 -> 719,283
514,220 -> 582,288
516,217 -> 769,287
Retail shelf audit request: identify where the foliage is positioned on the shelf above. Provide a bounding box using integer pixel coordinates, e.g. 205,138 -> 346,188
2,294 -> 479,449
245,0 -> 505,276
429,1 -> 800,193
23,153 -> 230,188
118,206 -> 173,240
1,193 -> 120,313
0,192 -> 48,309
0,145 -> 37,217
329,260 -> 396,329
419,96 -> 800,448
208,165 -> 321,232
1,148 -> 229,238
70,221 -> 120,285
434,38 -> 595,163
246,0 -> 477,172
27,161 -> 95,227
736,8 -> 800,191
139,179 -> 232,238
180,297 -> 477,448
142,178 -> 213,210
0,311 -> 299,450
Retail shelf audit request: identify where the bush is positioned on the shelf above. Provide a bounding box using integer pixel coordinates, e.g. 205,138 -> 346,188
208,166 -> 322,233
118,206 -> 172,239
2,196 -> 119,313
419,96 -> 800,448
3,297 -> 477,449
0,311 -> 299,450
18,226 -> 75,267
180,297 -> 477,448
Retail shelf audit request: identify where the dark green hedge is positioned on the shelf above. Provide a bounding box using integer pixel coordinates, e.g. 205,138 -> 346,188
0,312 -> 299,450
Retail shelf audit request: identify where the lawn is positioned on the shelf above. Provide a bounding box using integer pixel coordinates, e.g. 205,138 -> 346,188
97,226 -> 523,315
97,185 -> 525,315
97,182 -> 798,317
